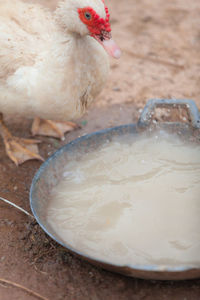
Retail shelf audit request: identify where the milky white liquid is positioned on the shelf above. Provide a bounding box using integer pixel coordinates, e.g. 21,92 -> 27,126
47,131 -> 200,268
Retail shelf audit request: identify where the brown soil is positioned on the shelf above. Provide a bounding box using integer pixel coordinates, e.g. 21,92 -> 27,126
1,0 -> 200,299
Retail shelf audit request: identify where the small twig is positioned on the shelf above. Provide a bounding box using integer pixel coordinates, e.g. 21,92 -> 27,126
33,263 -> 48,275
125,50 -> 184,70
0,196 -> 34,219
32,248 -> 55,275
0,278 -> 49,300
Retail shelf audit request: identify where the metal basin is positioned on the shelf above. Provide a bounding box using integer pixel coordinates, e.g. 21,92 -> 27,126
30,99 -> 200,280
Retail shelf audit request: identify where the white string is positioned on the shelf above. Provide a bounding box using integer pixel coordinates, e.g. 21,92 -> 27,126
0,196 -> 34,219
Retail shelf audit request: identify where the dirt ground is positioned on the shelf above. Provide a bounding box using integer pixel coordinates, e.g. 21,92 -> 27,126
1,0 -> 200,299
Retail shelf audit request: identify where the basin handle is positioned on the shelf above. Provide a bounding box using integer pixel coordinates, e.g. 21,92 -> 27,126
138,99 -> 200,129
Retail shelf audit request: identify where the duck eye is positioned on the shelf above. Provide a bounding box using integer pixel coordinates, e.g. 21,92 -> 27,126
84,12 -> 92,20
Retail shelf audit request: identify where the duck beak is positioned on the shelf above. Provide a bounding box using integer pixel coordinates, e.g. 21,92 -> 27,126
93,31 -> 121,59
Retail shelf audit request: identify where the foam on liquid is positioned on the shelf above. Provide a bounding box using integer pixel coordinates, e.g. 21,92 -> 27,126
47,131 -> 200,268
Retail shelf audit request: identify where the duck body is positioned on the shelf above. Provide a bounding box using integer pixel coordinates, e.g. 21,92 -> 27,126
0,0 -> 120,165
0,0 -> 110,121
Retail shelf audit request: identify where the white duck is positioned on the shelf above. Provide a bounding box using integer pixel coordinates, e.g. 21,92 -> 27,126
0,0 -> 120,165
